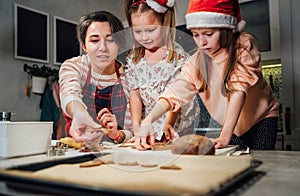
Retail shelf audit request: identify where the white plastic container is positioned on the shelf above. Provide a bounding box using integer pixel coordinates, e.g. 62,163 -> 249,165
32,76 -> 47,94
0,121 -> 53,158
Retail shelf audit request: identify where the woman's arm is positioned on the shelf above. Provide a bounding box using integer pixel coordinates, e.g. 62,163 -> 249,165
66,101 -> 102,142
215,91 -> 246,148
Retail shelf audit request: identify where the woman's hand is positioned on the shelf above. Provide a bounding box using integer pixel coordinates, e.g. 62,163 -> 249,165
70,110 -> 103,143
97,108 -> 119,139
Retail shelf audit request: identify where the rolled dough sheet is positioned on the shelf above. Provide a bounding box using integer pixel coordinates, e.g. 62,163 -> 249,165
30,154 -> 253,195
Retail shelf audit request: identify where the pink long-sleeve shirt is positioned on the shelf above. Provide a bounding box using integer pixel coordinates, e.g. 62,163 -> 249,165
159,33 -> 279,136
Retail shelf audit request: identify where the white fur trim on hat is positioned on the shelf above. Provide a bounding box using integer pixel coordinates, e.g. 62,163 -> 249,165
146,0 -> 167,13
185,12 -> 237,29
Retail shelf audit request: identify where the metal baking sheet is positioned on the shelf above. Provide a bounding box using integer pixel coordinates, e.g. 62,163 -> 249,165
0,153 -> 262,196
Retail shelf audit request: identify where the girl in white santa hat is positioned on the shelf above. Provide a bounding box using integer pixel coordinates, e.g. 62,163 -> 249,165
139,0 -> 279,150
124,0 -> 199,150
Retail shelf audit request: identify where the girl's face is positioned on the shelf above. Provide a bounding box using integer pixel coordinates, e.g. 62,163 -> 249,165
82,21 -> 119,74
191,28 -> 221,57
131,10 -> 164,51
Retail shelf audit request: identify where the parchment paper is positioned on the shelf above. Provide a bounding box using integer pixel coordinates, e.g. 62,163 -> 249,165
31,153 -> 253,195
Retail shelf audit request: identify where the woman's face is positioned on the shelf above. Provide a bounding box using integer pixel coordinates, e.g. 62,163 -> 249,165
82,21 -> 119,74
191,28 -> 221,57
131,10 -> 164,51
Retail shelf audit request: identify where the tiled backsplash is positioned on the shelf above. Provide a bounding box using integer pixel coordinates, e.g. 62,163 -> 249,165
262,64 -> 284,133
262,64 -> 282,100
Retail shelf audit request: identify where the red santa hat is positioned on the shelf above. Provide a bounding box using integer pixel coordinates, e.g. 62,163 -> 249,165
146,0 -> 175,13
185,0 -> 246,32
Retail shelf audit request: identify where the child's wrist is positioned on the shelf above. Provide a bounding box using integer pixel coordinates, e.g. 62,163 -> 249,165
143,115 -> 152,124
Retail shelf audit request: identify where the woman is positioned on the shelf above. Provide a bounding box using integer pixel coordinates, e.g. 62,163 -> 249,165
59,11 -> 132,144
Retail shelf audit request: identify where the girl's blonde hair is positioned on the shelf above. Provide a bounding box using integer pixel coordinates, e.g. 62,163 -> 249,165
124,0 -> 176,64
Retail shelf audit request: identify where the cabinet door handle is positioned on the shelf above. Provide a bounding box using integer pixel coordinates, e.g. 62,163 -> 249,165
285,107 -> 291,135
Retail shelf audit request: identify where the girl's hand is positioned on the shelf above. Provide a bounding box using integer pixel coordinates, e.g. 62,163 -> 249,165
126,136 -> 136,143
163,124 -> 179,141
214,136 -> 231,149
134,117 -> 155,150
126,121 -> 139,143
97,108 -> 119,139
70,110 -> 103,143
134,135 -> 151,150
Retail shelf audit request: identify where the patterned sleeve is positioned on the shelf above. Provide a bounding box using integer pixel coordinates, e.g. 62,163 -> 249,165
59,56 -> 88,115
227,33 -> 261,93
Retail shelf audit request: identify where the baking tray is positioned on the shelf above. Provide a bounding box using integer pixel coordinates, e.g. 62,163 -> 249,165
0,153 -> 262,196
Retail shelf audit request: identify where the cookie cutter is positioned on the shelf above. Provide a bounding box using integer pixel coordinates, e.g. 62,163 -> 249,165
47,141 -> 69,157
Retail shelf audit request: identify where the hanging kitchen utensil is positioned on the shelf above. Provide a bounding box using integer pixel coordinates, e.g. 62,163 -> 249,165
25,74 -> 31,97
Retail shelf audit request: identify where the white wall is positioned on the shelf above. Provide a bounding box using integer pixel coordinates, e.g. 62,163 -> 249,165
0,0 -> 189,121
174,0 -> 189,25
0,0 -> 124,121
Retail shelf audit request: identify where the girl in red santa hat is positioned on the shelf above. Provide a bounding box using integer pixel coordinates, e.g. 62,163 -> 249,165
124,0 -> 199,150
139,0 -> 279,150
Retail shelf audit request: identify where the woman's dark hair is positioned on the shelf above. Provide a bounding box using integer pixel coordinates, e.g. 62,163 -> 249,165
77,11 -> 124,46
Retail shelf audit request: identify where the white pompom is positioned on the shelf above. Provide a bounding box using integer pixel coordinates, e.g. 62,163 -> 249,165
167,0 -> 175,7
236,20 -> 247,32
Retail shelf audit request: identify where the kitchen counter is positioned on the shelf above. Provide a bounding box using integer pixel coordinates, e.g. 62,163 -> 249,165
241,151 -> 300,196
0,150 -> 299,195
